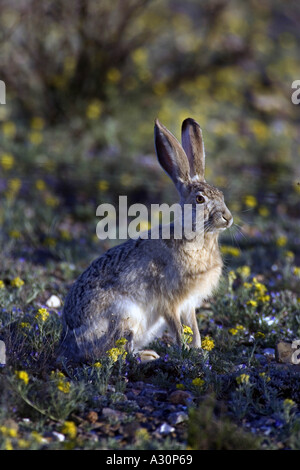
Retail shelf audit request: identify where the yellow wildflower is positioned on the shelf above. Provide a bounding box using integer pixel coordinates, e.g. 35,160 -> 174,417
20,322 -> 30,328
243,282 -> 252,289
18,439 -> 30,449
98,180 -> 109,192
30,117 -> 45,131
2,121 -> 16,138
228,270 -> 237,283
246,300 -> 257,308
192,377 -> 205,387
107,68 -> 121,84
115,338 -> 128,347
45,195 -> 59,207
255,332 -> 265,339
9,230 -> 21,239
182,325 -> 193,344
31,431 -> 44,443
0,280 -> 5,289
221,246 -> 240,257
293,267 -> 300,277
106,347 -> 127,362
35,308 -> 49,322
276,235 -> 287,247
15,370 -> 29,385
176,383 -> 185,390
61,421 -> 77,440
0,426 -> 18,438
253,281 -> 267,295
86,100 -> 103,120
0,153 -> 14,170
236,325 -> 245,331
283,398 -> 296,407
4,439 -> 13,450
135,428 -> 150,442
257,295 -> 270,303
236,374 -> 250,385
202,336 -> 215,351
258,206 -> 269,217
35,179 -> 46,191
11,277 -> 24,288
236,266 -> 251,278
229,328 -> 238,335
244,195 -> 257,208
57,380 -> 70,394
285,251 -> 294,261
93,362 -> 102,368
28,131 -> 43,145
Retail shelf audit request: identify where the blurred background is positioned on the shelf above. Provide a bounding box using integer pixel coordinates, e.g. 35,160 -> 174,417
0,0 -> 299,267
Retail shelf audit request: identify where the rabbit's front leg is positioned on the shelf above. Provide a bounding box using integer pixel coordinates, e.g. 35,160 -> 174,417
181,308 -> 201,348
164,310 -> 183,347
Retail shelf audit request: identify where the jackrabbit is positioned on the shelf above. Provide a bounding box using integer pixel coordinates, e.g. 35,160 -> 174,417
59,118 -> 233,363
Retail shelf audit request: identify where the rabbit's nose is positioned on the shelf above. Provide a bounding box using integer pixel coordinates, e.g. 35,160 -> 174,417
222,213 -> 233,227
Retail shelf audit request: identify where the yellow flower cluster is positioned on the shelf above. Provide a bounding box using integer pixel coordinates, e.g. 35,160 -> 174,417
0,426 -> 18,438
35,307 -> 49,322
0,152 -> 15,170
0,280 -> 5,289
293,267 -> 300,277
15,370 -> 29,385
229,325 -> 245,336
86,99 -> 103,120
93,362 -> 102,368
236,266 -> 251,278
51,370 -> 71,394
11,277 -> 24,288
236,374 -> 250,385
276,235 -> 287,247
283,398 -> 296,407
191,377 -> 205,387
202,336 -> 215,351
221,246 -> 240,257
106,338 -> 128,363
182,325 -> 193,344
243,195 -> 257,208
254,332 -> 265,339
61,421 -> 77,439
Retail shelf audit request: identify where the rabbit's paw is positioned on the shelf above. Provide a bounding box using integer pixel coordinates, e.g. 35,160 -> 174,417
138,349 -> 160,363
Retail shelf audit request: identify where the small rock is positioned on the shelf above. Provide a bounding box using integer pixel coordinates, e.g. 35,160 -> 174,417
275,342 -> 294,364
50,431 -> 65,442
86,411 -> 98,424
169,390 -> 193,405
46,295 -> 61,308
168,411 -> 188,426
102,407 -> 124,420
157,422 -> 175,434
0,341 -> 6,365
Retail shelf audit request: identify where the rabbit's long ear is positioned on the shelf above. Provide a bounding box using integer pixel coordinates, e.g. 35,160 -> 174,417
154,119 -> 191,193
181,118 -> 205,181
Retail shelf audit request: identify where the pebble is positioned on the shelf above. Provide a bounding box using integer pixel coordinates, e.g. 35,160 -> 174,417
102,407 -> 124,420
157,422 -> 175,434
46,295 -> 61,308
167,411 -> 188,426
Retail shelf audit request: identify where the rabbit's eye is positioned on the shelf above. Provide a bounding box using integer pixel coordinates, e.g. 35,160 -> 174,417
196,195 -> 205,204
